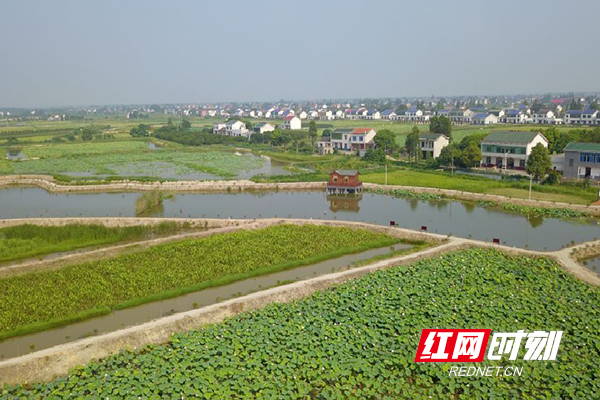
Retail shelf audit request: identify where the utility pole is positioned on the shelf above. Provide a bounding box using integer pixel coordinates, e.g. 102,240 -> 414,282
385,163 -> 388,186
528,174 -> 533,201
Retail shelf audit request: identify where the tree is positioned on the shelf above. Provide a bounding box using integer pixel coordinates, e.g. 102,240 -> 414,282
321,129 -> 331,138
569,98 -> 583,111
130,124 -> 150,137
374,129 -> 397,155
167,117 -> 174,128
459,141 -> 481,168
429,115 -> 452,141
405,126 -> 420,163
363,148 -> 386,163
270,129 -> 291,147
526,143 -> 552,182
180,118 -> 192,130
437,144 -> 460,168
308,120 -> 317,150
80,126 -> 98,141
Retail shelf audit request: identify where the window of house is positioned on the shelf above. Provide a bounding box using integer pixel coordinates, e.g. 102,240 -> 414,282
569,159 -> 574,167
344,177 -> 349,183
333,176 -> 338,182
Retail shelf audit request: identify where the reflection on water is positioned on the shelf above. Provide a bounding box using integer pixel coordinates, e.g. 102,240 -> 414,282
580,255 -> 600,274
5,149 -> 27,160
328,194 -> 362,212
0,188 -> 598,251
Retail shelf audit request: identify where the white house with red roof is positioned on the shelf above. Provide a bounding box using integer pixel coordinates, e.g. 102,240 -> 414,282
282,115 -> 301,130
319,127 -> 377,156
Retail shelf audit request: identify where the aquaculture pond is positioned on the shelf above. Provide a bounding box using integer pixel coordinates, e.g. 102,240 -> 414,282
0,188 -> 598,251
2,141 -> 292,179
0,243 -> 411,360
579,255 -> 600,274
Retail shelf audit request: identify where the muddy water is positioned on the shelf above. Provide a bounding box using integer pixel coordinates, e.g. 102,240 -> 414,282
0,243 -> 410,360
0,188 -> 598,250
579,256 -> 600,274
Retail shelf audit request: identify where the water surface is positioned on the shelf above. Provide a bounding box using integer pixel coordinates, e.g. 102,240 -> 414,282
0,188 -> 597,251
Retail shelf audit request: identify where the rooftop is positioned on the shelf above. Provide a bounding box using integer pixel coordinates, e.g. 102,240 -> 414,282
334,169 -> 359,176
482,131 -> 542,144
564,142 -> 600,152
419,133 -> 448,140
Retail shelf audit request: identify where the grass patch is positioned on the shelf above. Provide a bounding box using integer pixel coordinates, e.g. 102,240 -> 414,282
362,168 -> 597,204
0,225 -> 398,339
0,222 -> 184,263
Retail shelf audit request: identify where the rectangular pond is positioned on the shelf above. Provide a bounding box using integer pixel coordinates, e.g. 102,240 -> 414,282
0,188 -> 598,251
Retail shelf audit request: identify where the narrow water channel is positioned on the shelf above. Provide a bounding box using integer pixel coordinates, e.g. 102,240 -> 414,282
0,188 -> 598,251
0,243 -> 410,360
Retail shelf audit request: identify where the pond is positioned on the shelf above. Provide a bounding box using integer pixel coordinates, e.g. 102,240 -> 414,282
0,243 -> 411,360
579,255 -> 600,274
0,188 -> 597,251
4,149 -> 27,160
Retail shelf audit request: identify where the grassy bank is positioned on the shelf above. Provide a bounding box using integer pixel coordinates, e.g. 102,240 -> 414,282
5,248 -> 599,398
0,224 -> 398,339
362,168 -> 597,204
0,222 -> 184,263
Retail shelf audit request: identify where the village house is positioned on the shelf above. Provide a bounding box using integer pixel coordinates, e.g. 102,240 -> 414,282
253,122 -> 275,134
317,136 -> 333,155
321,127 -> 377,156
298,110 -> 308,119
225,120 -> 251,137
502,109 -> 528,124
212,122 -> 226,135
326,170 -> 363,194
564,109 -> 598,125
419,133 -> 450,159
472,113 -> 498,125
563,142 -> 600,180
365,109 -> 381,120
480,131 -> 548,170
380,109 -> 396,119
318,109 -> 334,120
282,115 -> 301,130
335,109 -> 345,119
449,109 -> 474,124
532,109 -> 557,124
406,108 -> 428,123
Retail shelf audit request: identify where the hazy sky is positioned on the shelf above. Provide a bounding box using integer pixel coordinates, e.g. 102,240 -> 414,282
1,0 -> 598,107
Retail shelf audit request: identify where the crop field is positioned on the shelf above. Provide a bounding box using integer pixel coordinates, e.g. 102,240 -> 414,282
0,224 -> 397,339
0,222 -> 183,262
2,140 -> 265,178
3,248 -> 598,398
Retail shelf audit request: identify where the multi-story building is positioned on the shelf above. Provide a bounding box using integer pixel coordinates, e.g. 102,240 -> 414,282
418,133 -> 450,159
480,131 -> 548,170
563,142 -> 600,180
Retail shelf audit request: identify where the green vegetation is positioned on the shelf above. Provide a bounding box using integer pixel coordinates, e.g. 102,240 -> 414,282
5,141 -> 264,179
4,249 -> 599,398
361,168 -> 598,204
134,190 -> 164,215
526,143 -> 552,182
370,188 -> 444,201
0,222 -> 183,262
0,225 -> 397,339
476,200 -> 589,219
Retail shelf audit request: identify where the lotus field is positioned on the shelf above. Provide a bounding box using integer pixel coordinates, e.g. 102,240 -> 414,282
3,249 -> 598,398
0,224 -> 397,339
1,141 -> 264,178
